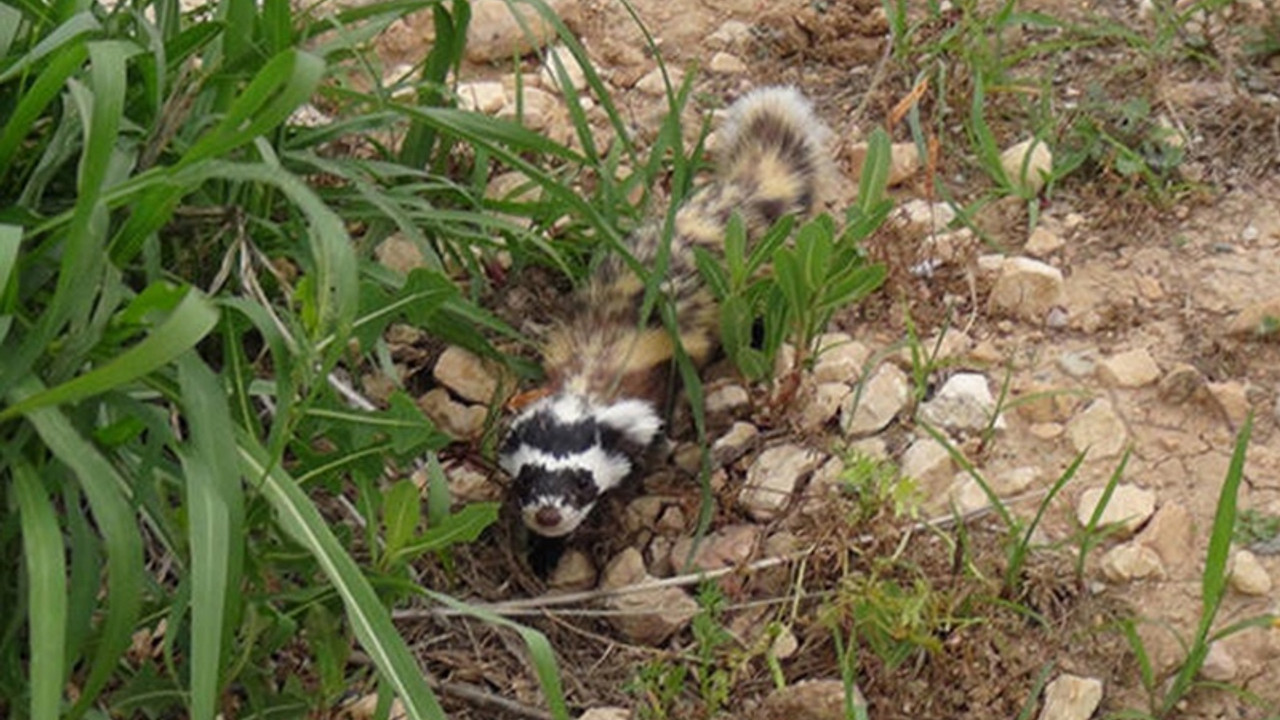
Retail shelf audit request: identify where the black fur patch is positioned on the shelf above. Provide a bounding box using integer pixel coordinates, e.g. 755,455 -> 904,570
506,408 -> 600,458
513,464 -> 602,508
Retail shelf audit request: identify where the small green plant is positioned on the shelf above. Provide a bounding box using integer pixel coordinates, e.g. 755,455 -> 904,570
629,657 -> 688,720
836,449 -> 918,522
1234,508 -> 1280,547
920,422 -> 1112,599
696,129 -> 892,384
1118,415 -> 1279,718
689,582 -> 735,716
823,567 -> 954,671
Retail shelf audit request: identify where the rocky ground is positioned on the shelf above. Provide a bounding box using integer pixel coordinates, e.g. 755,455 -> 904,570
355,0 -> 1280,718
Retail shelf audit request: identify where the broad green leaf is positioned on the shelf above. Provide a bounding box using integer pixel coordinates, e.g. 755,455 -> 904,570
241,433 -> 446,720
693,246 -> 729,301
0,289 -> 219,422
392,502 -> 499,561
382,479 -> 421,561
177,353 -> 245,720
14,462 -> 68,720
424,453 -> 450,528
0,11 -> 99,83
857,127 -> 892,212
11,376 -> 144,719
0,224 -> 18,298
0,41 -> 87,178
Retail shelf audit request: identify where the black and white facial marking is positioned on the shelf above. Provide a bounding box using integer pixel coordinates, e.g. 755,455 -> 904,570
499,393 -> 662,537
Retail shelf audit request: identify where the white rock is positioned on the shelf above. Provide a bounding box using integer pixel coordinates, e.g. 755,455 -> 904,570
1001,137 -> 1053,195
917,372 -> 1003,433
441,462 -> 501,503
755,679 -> 867,720
433,346 -> 507,404
998,466 -> 1039,495
375,235 -> 427,275
1024,226 -> 1065,257
1057,349 -> 1097,378
948,475 -> 990,514
707,19 -> 752,51
1199,643 -> 1238,682
498,85 -> 560,131
549,549 -> 597,592
578,708 -> 631,720
600,548 -> 698,645
1228,296 -> 1280,337
895,199 -> 957,234
1229,549 -> 1272,596
417,389 -> 486,440
1098,348 -> 1161,388
1100,542 -> 1165,582
1066,399 -> 1128,459
1158,363 -> 1205,404
813,334 -> 870,384
456,81 -> 508,114
770,624 -> 800,659
889,142 -> 921,186
465,0 -> 581,63
712,421 -> 759,466
798,382 -> 851,431
635,66 -> 683,96
901,436 -> 954,498
708,51 -> 748,74
1038,674 -> 1103,720
1136,502 -> 1193,571
539,44 -> 588,93
977,253 -> 1006,275
1207,380 -> 1251,428
669,524 -> 760,573
988,256 -> 1065,322
1076,484 -> 1155,537
740,444 -> 824,520
706,383 -> 751,417
840,363 -> 910,437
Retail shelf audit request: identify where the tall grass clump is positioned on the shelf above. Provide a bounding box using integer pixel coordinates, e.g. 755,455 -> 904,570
0,0 -> 628,716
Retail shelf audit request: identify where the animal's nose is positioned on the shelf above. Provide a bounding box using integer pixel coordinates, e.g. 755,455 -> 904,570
534,507 -> 562,528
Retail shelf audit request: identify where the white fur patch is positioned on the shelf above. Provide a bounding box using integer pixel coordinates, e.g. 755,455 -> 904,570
500,444 -> 633,493
521,497 -> 596,537
594,398 -> 663,448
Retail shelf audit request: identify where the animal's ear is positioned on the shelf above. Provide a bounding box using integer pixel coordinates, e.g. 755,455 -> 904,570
594,399 -> 663,448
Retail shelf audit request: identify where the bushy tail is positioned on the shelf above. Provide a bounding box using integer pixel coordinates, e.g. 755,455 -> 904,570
716,86 -> 835,230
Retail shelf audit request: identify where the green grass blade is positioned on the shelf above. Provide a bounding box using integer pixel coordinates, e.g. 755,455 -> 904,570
10,377 -> 144,719
177,353 -> 245,720
1075,448 -> 1131,584
110,49 -> 326,264
0,289 -> 219,422
0,10 -> 99,83
423,590 -> 570,720
1161,413 -> 1253,714
0,224 -> 17,293
239,432 -> 446,720
1007,450 -> 1085,592
14,461 -> 68,720
0,41 -> 87,178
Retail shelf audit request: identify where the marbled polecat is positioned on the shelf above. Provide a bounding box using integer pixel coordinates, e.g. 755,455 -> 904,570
499,86 -> 835,539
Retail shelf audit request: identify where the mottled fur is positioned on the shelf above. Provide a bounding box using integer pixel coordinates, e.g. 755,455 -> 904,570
502,86 -> 835,539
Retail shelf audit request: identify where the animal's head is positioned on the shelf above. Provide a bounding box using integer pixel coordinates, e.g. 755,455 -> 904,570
499,393 -> 662,537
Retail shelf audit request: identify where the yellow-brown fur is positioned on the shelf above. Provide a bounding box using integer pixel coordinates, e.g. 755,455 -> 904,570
540,86 -> 835,409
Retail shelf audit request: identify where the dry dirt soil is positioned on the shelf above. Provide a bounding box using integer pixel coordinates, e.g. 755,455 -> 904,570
368,0 -> 1280,718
